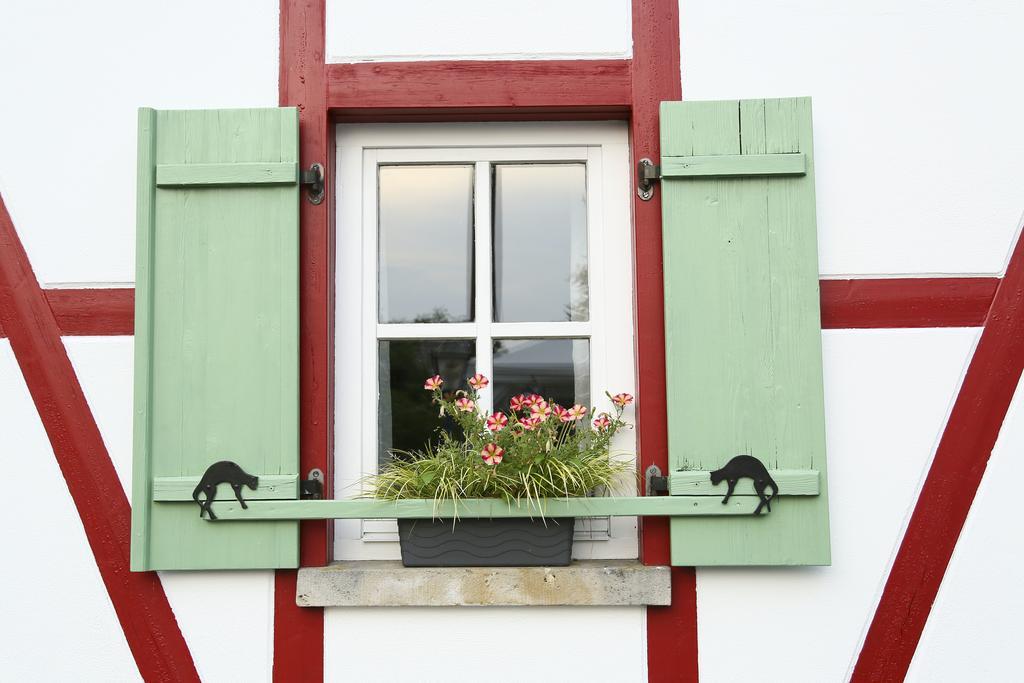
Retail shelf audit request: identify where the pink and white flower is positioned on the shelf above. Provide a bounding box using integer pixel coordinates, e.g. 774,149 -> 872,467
552,404 -> 568,421
525,393 -> 543,407
530,399 -> 552,421
564,404 -> 588,421
480,443 -> 505,465
611,392 -> 634,407
593,413 -> 612,431
468,373 -> 490,391
486,411 -> 509,432
423,375 -> 443,391
454,397 -> 476,412
518,415 -> 542,431
509,394 -> 527,412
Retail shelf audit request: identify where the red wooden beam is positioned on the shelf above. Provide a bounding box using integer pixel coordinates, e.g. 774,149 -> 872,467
0,288 -> 134,338
45,288 -> 135,335
820,277 -> 998,329
0,196 -> 199,681
327,59 -> 632,119
0,278 -> 996,341
628,0 -> 698,681
852,239 -> 1024,679
276,0 -> 330,681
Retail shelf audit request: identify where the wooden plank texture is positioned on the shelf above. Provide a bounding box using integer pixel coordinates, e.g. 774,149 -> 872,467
661,153 -> 805,178
327,59 -> 632,116
131,107 -> 301,570
661,98 -> 830,566
152,474 -> 298,501
669,470 -> 819,496
156,162 -> 298,187
201,495 -> 768,521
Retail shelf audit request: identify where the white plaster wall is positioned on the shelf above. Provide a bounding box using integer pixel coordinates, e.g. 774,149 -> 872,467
326,0 -> 631,62
2,2 -> 1020,682
697,328 -> 978,683
0,341 -> 140,682
65,337 -> 277,683
679,0 -> 1024,277
906,373 -> 1024,681
324,606 -> 646,682
0,0 -> 279,286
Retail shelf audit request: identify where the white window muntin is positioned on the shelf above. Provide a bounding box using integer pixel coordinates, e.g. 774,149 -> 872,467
335,123 -> 636,560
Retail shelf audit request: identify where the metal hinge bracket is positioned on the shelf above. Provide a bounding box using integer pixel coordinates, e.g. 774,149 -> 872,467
301,163 -> 325,205
637,158 -> 661,201
644,464 -> 669,496
300,468 -> 324,500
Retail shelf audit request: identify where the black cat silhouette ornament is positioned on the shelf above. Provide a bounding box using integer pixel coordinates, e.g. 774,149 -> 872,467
192,461 -> 259,521
709,455 -> 778,516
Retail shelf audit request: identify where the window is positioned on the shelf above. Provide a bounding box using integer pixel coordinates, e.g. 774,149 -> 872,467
335,123 -> 636,560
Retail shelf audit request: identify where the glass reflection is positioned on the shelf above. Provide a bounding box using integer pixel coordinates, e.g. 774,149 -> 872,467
378,339 -> 476,468
378,165 -> 474,323
493,164 -> 588,322
492,338 -> 590,412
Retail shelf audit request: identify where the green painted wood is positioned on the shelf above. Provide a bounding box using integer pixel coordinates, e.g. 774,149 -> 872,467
661,153 -> 805,178
152,474 -> 298,501
130,108 -> 157,571
669,470 -> 819,496
661,97 -> 831,566
156,162 -> 299,187
199,495 -> 766,521
131,107 -> 301,571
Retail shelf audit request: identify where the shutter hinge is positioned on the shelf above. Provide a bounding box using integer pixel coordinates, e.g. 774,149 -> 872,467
300,163 -> 325,205
300,468 -> 325,500
644,464 -> 669,496
637,158 -> 661,201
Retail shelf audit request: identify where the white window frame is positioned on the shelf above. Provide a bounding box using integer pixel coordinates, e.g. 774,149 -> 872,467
334,122 -> 637,560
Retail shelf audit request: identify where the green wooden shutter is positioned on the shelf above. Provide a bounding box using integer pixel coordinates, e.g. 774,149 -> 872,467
660,97 -> 830,566
131,108 -> 301,571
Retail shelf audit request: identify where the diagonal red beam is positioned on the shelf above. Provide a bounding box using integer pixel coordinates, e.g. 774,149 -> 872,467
852,231 -> 1024,681
0,195 -> 199,681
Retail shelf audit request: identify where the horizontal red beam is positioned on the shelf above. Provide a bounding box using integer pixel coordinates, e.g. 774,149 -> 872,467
820,278 -> 998,329
46,288 -> 134,335
0,278 -> 996,340
327,59 -> 632,117
0,288 -> 133,337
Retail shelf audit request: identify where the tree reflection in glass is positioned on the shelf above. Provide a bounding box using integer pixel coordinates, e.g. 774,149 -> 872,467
493,164 -> 588,322
378,340 -> 475,468
492,338 -> 590,412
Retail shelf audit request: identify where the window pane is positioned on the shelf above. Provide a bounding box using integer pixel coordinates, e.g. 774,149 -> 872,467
493,164 -> 588,322
378,339 -> 476,469
378,165 -> 474,323
492,339 -> 590,412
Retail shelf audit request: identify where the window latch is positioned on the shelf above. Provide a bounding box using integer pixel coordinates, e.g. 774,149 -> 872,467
301,163 -> 325,205
636,158 -> 661,201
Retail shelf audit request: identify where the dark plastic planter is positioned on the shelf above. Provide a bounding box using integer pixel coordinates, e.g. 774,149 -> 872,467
397,517 -> 575,567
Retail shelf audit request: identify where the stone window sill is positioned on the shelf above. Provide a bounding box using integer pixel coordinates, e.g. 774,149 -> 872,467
296,560 -> 670,607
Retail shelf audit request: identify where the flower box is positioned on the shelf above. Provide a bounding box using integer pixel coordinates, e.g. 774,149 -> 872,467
397,517 -> 575,567
369,372 -> 635,567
